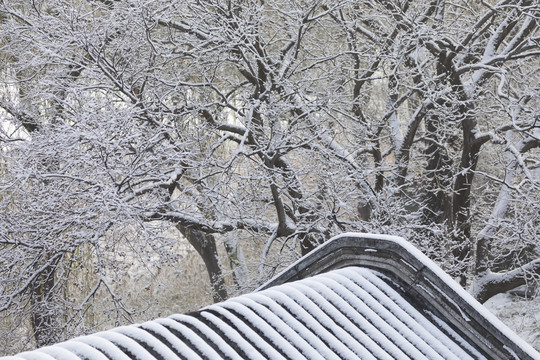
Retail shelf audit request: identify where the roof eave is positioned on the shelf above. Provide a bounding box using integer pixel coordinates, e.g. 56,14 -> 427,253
258,232 -> 540,360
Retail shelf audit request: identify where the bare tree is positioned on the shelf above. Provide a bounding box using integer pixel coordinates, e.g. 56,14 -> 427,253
0,0 -> 539,351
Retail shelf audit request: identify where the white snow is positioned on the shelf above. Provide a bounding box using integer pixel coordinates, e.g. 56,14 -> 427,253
330,232 -> 540,358
275,283 -> 380,359
226,296 -> 327,360
165,314 -> 241,359
296,278 -> 412,359
240,293 -> 343,360
111,326 -> 181,360
202,304 -> 287,359
320,270 -> 465,360
34,347 -> 81,360
197,310 -> 267,360
358,271 -> 479,359
15,351 -> 61,360
66,336 -> 131,360
57,341 -> 110,360
138,321 -> 203,359
95,331 -> 156,360
251,289 -> 362,360
154,317 -> 217,359
4,233 -> 539,360
484,293 -> 540,352
217,300 -> 308,359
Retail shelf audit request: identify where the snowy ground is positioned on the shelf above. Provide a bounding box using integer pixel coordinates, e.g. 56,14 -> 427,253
484,293 -> 540,351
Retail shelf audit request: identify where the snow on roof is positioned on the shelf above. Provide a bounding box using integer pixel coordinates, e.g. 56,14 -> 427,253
4,233 -> 540,360
5,268 -> 484,360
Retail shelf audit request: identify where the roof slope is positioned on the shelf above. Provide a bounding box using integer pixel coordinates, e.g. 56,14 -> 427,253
3,233 -> 540,360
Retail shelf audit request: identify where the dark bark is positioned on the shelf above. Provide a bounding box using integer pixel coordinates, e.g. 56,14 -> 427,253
299,233 -> 318,256
30,259 -> 60,347
474,260 -> 540,303
177,226 -> 227,303
223,240 -> 244,290
451,123 -> 482,282
421,115 -> 453,226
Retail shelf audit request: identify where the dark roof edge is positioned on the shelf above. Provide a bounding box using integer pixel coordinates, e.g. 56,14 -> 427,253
257,232 -> 540,360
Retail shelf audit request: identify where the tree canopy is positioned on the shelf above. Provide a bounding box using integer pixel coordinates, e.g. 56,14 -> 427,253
1,0 -> 539,351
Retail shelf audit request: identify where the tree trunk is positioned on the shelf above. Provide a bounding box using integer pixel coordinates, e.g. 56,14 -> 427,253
30,258 -> 59,347
450,140 -> 481,285
223,234 -> 248,291
422,116 -> 453,226
177,226 -> 227,303
450,101 -> 481,285
473,260 -> 540,303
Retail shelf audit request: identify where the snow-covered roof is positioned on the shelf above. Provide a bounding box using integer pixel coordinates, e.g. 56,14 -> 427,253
4,233 -> 540,360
